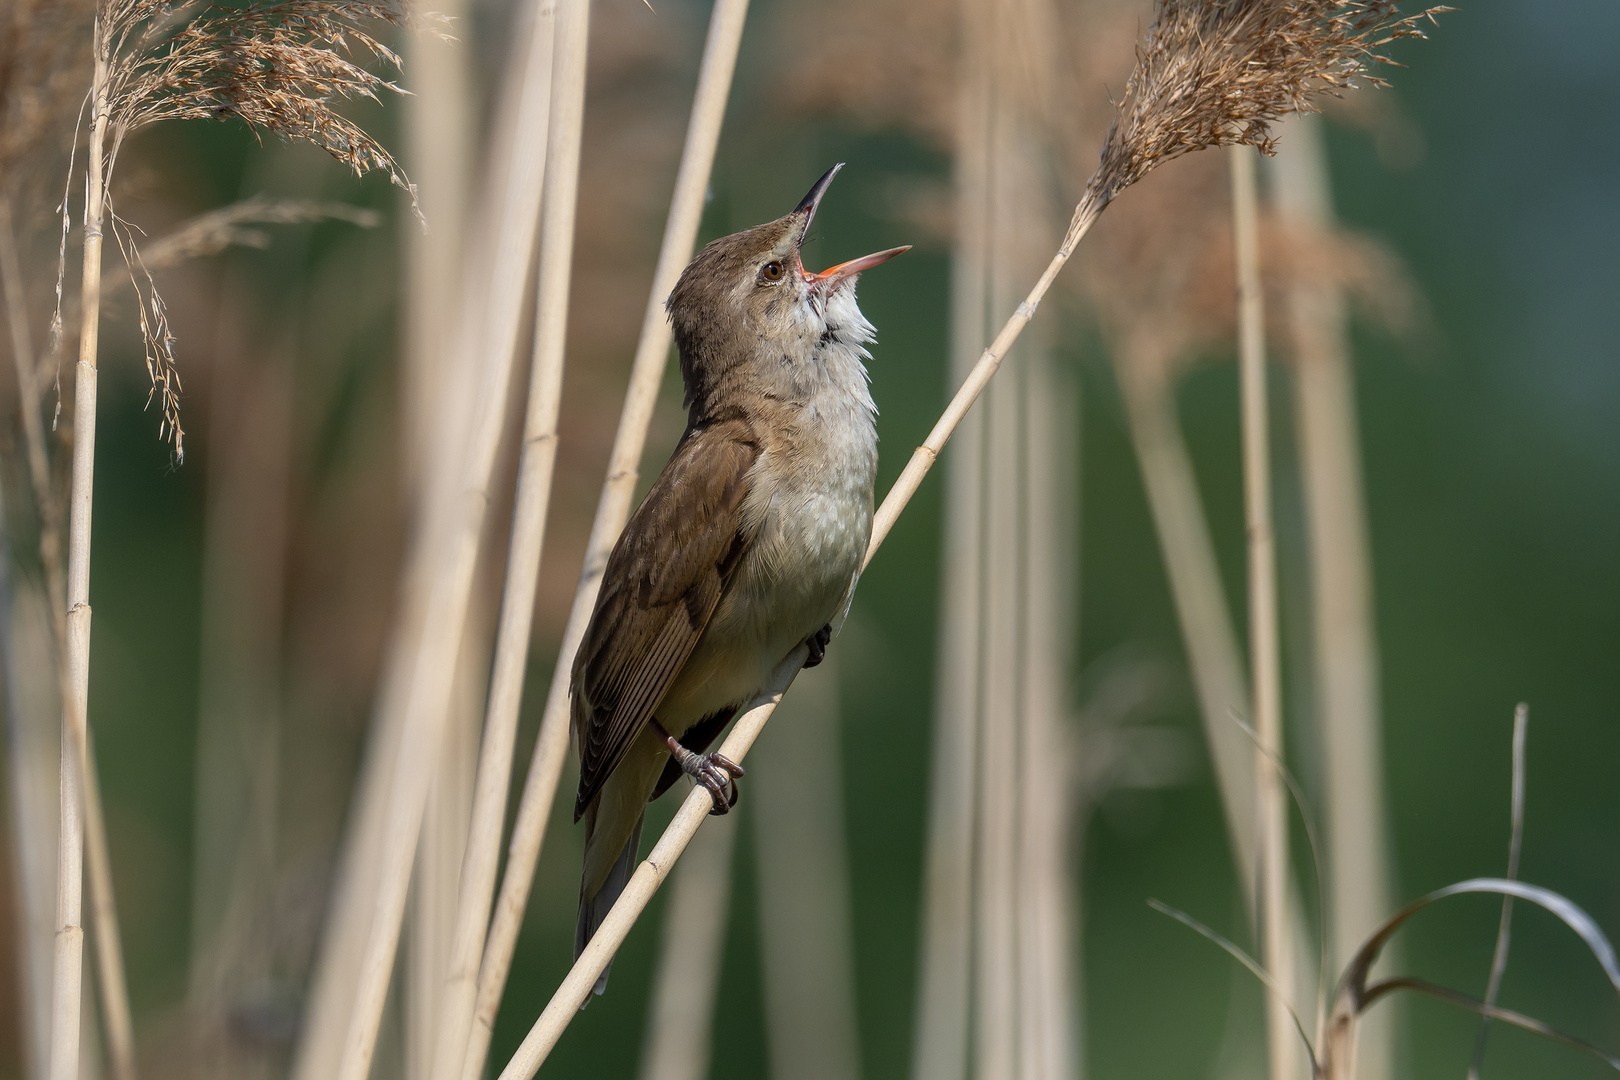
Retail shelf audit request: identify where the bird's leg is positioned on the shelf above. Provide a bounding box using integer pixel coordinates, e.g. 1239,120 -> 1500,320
650,718 -> 745,815
803,623 -> 832,668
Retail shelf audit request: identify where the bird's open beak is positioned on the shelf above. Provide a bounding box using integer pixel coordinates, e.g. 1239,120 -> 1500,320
791,164 -> 911,289
803,246 -> 912,290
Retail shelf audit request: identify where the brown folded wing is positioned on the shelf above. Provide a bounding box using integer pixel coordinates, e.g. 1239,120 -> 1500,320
571,420 -> 760,820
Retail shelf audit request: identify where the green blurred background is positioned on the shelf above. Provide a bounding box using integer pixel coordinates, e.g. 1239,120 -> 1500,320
4,0 -> 1619,1077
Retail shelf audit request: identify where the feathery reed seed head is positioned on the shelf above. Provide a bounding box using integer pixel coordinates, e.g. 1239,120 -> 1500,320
78,0 -> 422,459
102,1 -> 418,207
1085,0 -> 1447,214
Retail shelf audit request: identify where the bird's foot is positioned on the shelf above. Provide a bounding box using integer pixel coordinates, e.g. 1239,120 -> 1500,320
654,721 -> 744,815
803,624 -> 832,668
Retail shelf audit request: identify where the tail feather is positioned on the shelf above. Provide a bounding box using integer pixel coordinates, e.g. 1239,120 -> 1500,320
575,809 -> 645,1000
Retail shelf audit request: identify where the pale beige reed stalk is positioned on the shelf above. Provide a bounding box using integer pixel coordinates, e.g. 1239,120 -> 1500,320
457,5 -> 753,1077
496,650 -> 809,1079
908,7 -> 990,1072
55,12 -> 115,1078
946,0 -> 1084,1072
328,1 -> 593,1076
1016,270 -> 1083,1080
1269,110 -> 1396,1080
400,19 -> 479,1077
425,0 -> 596,1073
288,7 -> 553,1080
636,659 -> 863,1080
1230,142 -> 1299,1080
8,197 -> 132,1080
48,4 -> 418,1077
5,166 -> 135,1080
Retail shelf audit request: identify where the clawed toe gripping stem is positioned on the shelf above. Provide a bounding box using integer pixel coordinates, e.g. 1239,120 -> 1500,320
652,720 -> 744,814
803,623 -> 832,668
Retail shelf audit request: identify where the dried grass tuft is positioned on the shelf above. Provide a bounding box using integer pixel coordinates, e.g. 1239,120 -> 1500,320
101,1 -> 418,199
78,0 -> 420,458
1086,0 -> 1447,210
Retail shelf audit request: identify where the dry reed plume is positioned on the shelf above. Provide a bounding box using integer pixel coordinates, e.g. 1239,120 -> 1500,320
98,1 -> 415,190
1086,0 -> 1445,209
74,0 -> 418,458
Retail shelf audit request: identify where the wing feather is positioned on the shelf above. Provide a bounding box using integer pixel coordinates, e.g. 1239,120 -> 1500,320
571,421 -> 759,819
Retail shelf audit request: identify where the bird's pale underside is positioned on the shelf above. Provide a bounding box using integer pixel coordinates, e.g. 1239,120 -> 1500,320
569,164 -> 908,994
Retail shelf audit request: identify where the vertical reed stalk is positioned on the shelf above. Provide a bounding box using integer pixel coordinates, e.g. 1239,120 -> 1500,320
1230,143 -> 1296,1080
424,0 -> 587,1070
909,1 -> 990,1072
401,0 -> 474,495
291,6 -> 556,1078
459,5 -> 752,1075
400,8 -> 478,1080
1269,111 -> 1394,1080
1018,298 -> 1080,1080
26,161 -> 138,1080
977,354 -> 1021,1080
53,15 -> 107,1080
635,815 -> 738,1080
329,0 -> 591,1074
751,660 -> 862,1080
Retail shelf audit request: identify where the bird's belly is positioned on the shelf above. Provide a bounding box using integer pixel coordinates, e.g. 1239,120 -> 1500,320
658,482 -> 870,735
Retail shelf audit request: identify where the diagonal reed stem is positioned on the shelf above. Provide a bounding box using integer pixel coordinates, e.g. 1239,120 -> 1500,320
457,4 -> 752,1077
1230,143 -> 1296,1080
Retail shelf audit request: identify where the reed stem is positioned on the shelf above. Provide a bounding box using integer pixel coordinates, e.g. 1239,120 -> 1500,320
1269,111 -> 1394,1080
403,20 -> 479,1069
329,2 -> 590,1077
290,6 -> 557,1078
909,11 -> 991,1074
425,0 -> 587,1072
458,5 -> 752,1076
497,649 -> 807,1080
1112,349 -> 1260,902
1230,142 -> 1296,1080
53,18 -> 113,1080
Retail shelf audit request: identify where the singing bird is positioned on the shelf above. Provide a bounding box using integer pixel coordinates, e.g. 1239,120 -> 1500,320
571,164 -> 907,992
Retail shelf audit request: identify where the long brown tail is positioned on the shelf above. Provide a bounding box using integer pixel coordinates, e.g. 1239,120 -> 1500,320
574,809 -> 645,1000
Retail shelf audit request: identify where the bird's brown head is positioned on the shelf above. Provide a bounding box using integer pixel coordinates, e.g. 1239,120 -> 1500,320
667,164 -> 909,420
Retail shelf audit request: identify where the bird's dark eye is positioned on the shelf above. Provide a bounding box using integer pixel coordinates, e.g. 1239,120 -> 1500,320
759,260 -> 784,283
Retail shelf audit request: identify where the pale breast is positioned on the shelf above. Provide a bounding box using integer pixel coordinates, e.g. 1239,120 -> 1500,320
659,367 -> 877,732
